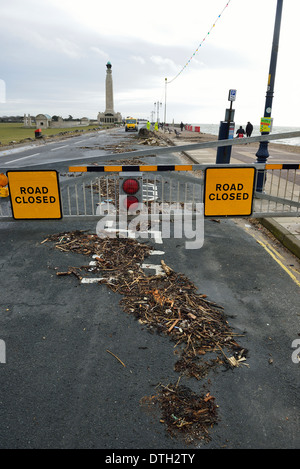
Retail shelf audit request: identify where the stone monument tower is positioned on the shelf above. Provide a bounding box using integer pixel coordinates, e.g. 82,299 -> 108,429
97,61 -> 122,124
105,61 -> 114,115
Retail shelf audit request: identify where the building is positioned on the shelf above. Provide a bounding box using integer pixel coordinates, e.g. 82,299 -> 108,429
34,115 -> 91,129
23,114 -> 33,127
97,61 -> 122,124
35,114 -> 52,128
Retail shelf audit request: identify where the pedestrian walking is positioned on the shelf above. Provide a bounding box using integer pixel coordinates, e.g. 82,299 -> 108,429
246,122 -> 253,137
180,122 -> 184,131
236,126 -> 245,138
154,122 -> 158,131
146,121 -> 151,130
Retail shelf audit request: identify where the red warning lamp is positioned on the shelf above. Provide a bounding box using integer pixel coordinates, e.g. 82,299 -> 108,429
124,195 -> 139,210
122,178 -> 139,195
119,176 -> 143,212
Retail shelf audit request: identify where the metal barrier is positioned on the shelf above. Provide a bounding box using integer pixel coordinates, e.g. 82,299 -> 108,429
1,131 -> 300,221
1,164 -> 299,220
60,167 -> 204,219
60,163 -> 300,219
253,163 -> 300,217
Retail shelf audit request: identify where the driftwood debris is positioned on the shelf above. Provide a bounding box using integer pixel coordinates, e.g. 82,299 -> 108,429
44,230 -> 247,443
141,383 -> 219,444
46,230 -> 243,359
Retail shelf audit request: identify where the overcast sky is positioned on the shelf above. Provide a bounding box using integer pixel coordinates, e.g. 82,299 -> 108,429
0,0 -> 299,127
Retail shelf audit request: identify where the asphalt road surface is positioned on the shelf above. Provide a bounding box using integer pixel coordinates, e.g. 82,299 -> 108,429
0,127 -> 146,171
0,129 -> 299,451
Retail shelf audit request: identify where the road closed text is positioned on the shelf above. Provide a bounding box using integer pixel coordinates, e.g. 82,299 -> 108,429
204,167 -> 255,217
208,183 -> 250,201
15,186 -> 56,204
7,170 -> 62,219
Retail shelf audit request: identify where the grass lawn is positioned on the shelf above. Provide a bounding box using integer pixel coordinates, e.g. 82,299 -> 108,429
0,123 -> 103,145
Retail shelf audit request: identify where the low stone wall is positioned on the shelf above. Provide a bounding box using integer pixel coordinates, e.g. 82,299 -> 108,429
50,120 -> 90,128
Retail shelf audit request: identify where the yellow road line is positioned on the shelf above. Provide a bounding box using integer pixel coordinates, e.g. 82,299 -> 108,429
257,238 -> 300,287
248,232 -> 300,288
261,238 -> 285,260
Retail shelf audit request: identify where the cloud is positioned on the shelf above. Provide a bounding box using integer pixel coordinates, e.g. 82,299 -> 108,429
91,47 -> 109,60
1,0 -> 300,126
150,56 -> 178,74
130,56 -> 146,65
54,38 -> 82,59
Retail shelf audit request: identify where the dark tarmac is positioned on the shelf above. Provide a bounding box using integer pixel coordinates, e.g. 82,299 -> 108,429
0,216 -> 299,450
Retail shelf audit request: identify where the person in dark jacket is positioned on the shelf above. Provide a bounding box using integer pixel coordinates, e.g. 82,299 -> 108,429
236,126 -> 245,137
246,121 -> 253,137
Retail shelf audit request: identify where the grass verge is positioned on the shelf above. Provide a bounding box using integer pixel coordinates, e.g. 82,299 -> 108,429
0,123 -> 107,146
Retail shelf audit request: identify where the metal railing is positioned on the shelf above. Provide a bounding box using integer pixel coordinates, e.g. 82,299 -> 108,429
1,131 -> 300,221
58,163 -> 300,219
253,164 -> 300,217
60,170 -> 204,219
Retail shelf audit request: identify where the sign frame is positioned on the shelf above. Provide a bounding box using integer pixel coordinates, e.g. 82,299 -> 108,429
228,89 -> 237,102
204,166 -> 256,217
260,117 -> 273,133
7,169 -> 62,220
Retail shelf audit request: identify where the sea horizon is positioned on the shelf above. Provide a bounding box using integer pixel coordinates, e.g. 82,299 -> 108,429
194,123 -> 300,147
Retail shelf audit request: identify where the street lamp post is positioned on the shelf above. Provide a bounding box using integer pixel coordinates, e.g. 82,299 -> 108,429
256,0 -> 284,191
154,101 -> 162,123
164,78 -> 167,130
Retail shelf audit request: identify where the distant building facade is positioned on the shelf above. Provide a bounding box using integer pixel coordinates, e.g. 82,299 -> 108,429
35,114 -> 52,128
33,115 -> 91,129
23,113 -> 32,127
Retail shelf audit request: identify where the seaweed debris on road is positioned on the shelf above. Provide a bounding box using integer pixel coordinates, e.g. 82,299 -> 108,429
44,230 -> 247,443
141,383 -> 219,444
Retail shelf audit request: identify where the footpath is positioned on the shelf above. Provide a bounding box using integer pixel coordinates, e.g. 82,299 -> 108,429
158,128 -> 300,260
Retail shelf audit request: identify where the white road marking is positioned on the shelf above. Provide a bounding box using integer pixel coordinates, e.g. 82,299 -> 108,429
5,153 -> 41,164
50,145 -> 69,151
81,278 -> 105,284
0,145 -> 38,157
147,231 -> 163,244
81,233 -> 165,283
141,263 -> 165,275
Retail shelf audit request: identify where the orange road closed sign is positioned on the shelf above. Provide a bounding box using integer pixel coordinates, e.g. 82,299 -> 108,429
204,167 -> 256,217
7,170 -> 62,219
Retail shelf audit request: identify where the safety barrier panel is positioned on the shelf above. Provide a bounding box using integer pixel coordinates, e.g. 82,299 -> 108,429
1,163 -> 299,220
253,163 -> 300,217
1,131 -> 300,221
185,125 -> 201,133
62,162 -> 300,219
61,169 -> 203,219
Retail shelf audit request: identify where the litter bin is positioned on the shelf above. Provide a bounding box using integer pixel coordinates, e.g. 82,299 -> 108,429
35,129 -> 42,138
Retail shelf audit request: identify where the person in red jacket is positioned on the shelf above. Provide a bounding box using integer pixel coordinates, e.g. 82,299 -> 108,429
236,126 -> 245,138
